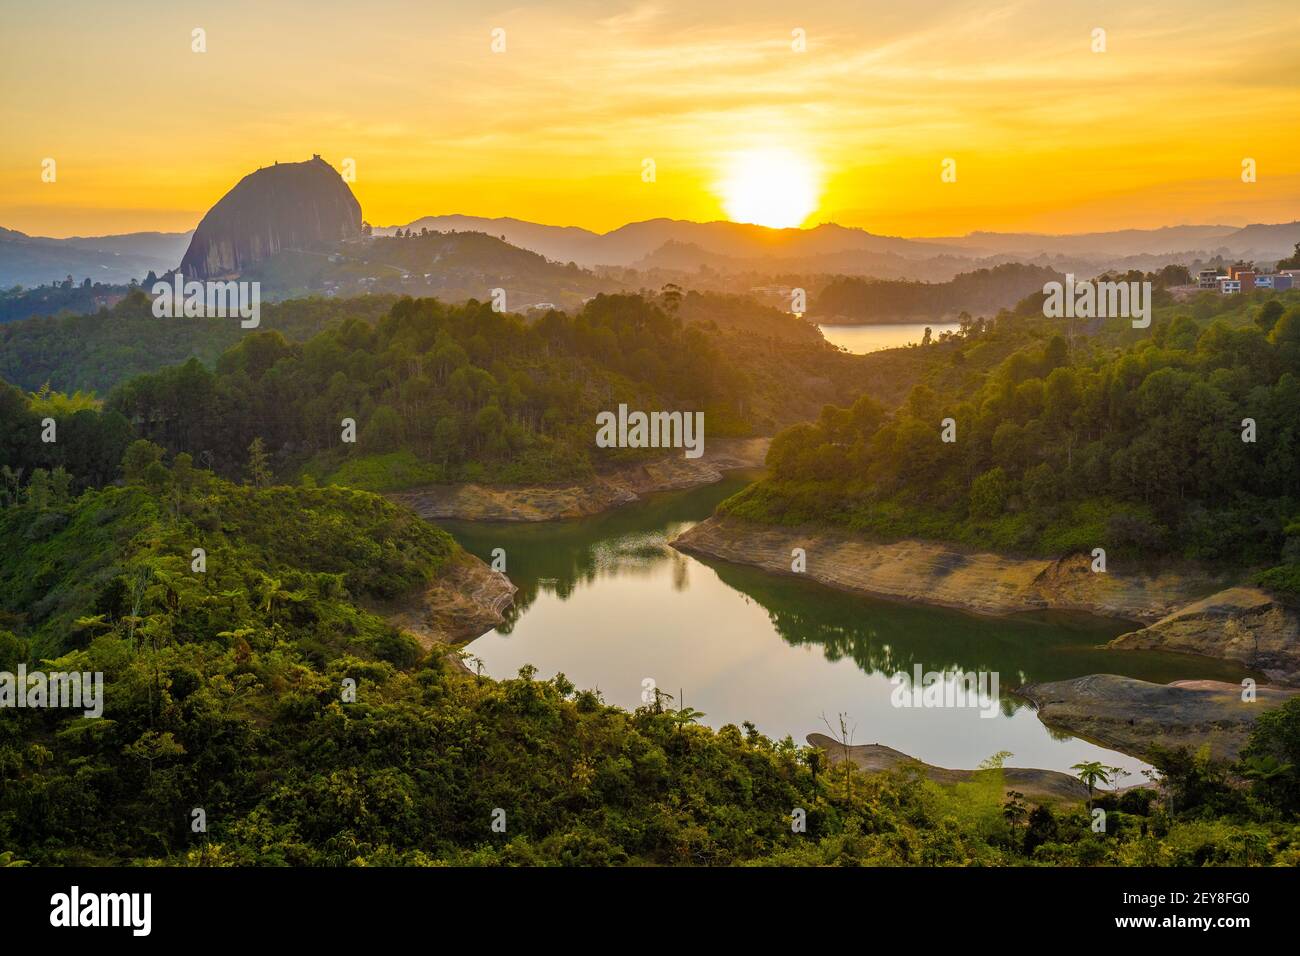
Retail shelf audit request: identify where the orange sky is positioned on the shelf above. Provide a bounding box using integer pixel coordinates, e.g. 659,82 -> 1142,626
1,0 -> 1297,237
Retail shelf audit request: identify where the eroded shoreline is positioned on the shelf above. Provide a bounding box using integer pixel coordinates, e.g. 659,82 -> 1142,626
671,514 -> 1233,624
390,437 -> 769,522
674,513 -> 1300,762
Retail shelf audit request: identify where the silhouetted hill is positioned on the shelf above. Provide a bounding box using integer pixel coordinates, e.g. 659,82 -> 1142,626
243,229 -> 624,308
386,215 -> 1300,276
387,216 -> 968,268
179,155 -> 361,279
812,263 -> 1066,323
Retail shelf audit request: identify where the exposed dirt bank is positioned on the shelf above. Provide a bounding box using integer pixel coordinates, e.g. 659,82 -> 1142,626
806,733 -> 1091,804
672,515 -> 1229,623
381,552 -> 517,657
1016,675 -> 1299,763
390,437 -> 769,522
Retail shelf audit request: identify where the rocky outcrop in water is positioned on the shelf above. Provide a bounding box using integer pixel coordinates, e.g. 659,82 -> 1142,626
1108,587 -> 1300,686
179,155 -> 361,279
1016,675 -> 1298,762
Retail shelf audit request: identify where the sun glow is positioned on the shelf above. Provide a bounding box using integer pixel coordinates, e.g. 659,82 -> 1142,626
719,149 -> 821,229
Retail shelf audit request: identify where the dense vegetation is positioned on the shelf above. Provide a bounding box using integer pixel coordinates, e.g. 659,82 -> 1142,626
1,280 -> 131,326
100,292 -> 870,488
812,263 -> 1067,323
813,264 -> 1198,325
240,230 -> 622,309
2,451 -> 1298,866
0,291 -> 400,395
5,280 -> 1297,867
723,289 -> 1300,584
1,379 -> 133,495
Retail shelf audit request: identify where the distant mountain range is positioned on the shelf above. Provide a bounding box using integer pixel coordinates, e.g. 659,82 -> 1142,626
383,215 -> 1300,277
0,227 -> 192,287
382,216 -> 967,268
4,154 -> 1296,292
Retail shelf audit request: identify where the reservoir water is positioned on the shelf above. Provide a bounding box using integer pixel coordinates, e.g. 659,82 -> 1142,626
819,322 -> 961,354
444,475 -> 1249,781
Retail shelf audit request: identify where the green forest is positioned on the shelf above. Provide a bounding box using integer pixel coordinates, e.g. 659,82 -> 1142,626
2,453 -> 1299,865
94,292 -> 877,488
812,262 -> 1068,323
0,291 -> 401,395
3,286 -> 1300,867
723,290 -> 1300,591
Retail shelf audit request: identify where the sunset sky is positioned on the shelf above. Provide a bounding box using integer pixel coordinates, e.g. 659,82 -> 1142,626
1,0 -> 1297,238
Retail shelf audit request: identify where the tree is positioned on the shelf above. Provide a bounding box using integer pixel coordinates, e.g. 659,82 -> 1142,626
668,689 -> 705,733
171,452 -> 196,494
122,730 -> 185,779
1275,241 -> 1300,270
1023,803 -> 1059,856
1256,299 -> 1285,335
1268,307 -> 1300,372
1071,760 -> 1111,810
1240,697 -> 1300,812
970,467 -> 1011,519
1002,790 -> 1029,833
660,283 -> 683,314
24,468 -> 52,511
49,465 -> 73,504
246,437 -> 271,488
363,405 -> 404,453
0,465 -> 22,508
821,711 -> 857,800
121,439 -> 165,485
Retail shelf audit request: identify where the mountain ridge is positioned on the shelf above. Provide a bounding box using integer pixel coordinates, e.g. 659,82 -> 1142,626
381,213 -> 1300,273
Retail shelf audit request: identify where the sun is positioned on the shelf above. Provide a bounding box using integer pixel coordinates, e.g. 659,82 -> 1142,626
718,148 -> 820,229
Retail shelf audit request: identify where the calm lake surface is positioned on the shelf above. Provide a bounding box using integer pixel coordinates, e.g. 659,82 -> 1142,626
819,322 -> 961,354
444,476 -> 1249,780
